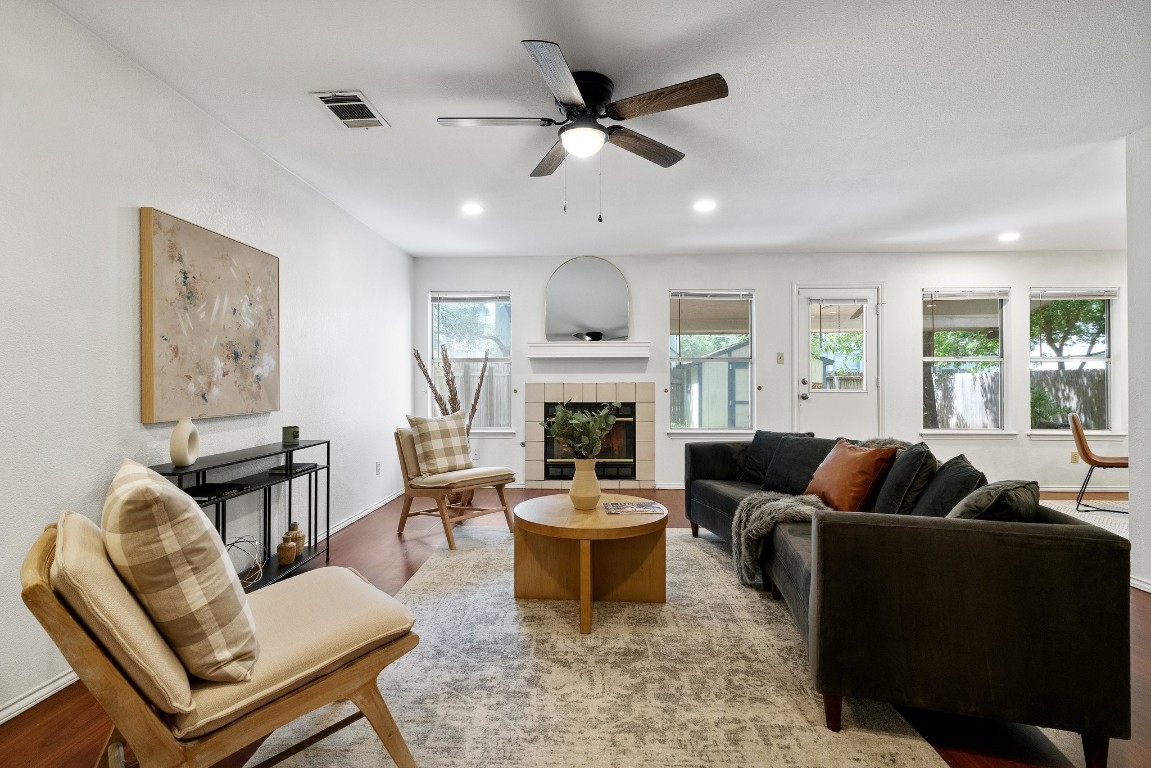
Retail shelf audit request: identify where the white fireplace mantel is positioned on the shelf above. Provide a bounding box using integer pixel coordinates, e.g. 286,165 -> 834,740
525,341 -> 651,359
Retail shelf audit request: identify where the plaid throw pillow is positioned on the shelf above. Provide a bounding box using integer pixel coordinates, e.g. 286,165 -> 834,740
407,411 -> 474,475
101,459 -> 259,682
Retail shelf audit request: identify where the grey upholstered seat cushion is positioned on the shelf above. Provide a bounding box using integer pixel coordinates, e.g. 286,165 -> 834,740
767,523 -> 814,640
690,480 -> 762,542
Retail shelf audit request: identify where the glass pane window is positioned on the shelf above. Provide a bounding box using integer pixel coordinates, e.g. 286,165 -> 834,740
1029,292 -> 1113,429
922,292 -> 1006,429
809,302 -> 865,391
669,292 -> 753,429
429,293 -> 511,429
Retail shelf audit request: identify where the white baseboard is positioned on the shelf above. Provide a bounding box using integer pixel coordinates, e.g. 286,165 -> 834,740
1132,575 -> 1151,594
1040,485 -> 1129,493
0,669 -> 78,725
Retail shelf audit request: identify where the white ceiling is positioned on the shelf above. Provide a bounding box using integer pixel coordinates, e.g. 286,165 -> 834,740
51,0 -> 1151,258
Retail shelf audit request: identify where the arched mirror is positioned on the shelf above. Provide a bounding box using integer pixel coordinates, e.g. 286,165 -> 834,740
545,256 -> 630,341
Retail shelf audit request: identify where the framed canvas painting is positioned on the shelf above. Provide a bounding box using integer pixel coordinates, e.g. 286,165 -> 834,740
140,208 -> 280,423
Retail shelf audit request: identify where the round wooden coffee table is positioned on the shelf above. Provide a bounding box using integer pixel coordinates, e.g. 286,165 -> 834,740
513,493 -> 668,633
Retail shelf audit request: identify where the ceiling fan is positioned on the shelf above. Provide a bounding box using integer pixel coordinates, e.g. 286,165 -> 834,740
438,40 -> 728,176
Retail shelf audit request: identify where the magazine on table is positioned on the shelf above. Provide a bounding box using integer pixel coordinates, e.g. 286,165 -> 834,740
602,500 -> 667,515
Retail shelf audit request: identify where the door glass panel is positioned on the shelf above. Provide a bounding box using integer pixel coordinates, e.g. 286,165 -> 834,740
809,302 -> 865,391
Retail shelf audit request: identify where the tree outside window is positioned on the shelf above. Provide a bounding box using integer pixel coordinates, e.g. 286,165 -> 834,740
430,293 -> 511,429
1029,290 -> 1113,430
922,292 -> 1005,430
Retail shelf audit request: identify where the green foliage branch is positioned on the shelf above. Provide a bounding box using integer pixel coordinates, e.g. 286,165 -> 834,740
541,401 -> 620,459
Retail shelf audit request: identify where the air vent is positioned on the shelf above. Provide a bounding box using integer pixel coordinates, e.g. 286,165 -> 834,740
312,91 -> 388,129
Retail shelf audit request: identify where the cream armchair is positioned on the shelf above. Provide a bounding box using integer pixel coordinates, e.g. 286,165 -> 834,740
395,428 -> 514,550
21,512 -> 420,768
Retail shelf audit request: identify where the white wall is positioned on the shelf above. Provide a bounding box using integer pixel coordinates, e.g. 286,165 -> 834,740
413,250 -> 1127,490
0,1 -> 412,718
1128,122 -> 1151,591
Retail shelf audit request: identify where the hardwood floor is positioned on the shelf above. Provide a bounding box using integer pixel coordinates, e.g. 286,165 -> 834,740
2,488 -> 1145,768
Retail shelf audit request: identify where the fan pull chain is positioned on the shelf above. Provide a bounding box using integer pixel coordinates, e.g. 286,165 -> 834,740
597,151 -> 603,222
563,159 -> 567,213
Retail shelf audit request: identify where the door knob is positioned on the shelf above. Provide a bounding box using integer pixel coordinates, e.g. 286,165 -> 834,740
799,393 -> 810,400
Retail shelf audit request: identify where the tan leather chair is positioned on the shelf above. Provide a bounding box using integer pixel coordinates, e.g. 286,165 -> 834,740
1069,412 -> 1128,513
21,515 -> 419,768
395,428 -> 514,550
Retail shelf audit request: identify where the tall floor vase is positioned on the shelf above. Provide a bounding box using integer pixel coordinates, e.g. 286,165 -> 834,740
569,458 -> 601,510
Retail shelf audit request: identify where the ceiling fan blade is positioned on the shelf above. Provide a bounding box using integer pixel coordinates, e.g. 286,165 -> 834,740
606,126 -> 684,168
521,40 -> 586,108
606,73 -> 728,120
437,117 -> 556,127
530,140 -> 568,177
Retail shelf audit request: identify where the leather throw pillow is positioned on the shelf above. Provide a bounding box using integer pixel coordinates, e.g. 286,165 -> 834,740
804,438 -> 899,511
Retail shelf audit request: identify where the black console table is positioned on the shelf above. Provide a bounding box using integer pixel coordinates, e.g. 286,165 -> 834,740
150,440 -> 330,591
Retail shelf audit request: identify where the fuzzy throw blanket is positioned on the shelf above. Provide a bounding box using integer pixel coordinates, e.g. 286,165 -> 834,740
731,492 -> 830,586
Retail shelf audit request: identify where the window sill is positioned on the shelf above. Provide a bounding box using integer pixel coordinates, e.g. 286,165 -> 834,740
667,429 -> 755,440
919,430 -> 1019,440
1028,430 -> 1127,442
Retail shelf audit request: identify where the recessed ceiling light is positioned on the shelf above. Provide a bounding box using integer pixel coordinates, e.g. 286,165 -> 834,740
997,231 -> 1020,242
693,200 -> 717,213
461,202 -> 484,215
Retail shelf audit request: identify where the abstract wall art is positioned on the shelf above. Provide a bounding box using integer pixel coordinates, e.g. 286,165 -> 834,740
140,208 -> 280,423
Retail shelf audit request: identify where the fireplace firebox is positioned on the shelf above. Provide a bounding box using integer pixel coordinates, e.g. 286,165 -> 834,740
543,401 -> 637,480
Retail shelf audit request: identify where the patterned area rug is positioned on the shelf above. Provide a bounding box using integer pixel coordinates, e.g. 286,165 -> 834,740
247,528 -> 948,766
1042,499 -> 1129,539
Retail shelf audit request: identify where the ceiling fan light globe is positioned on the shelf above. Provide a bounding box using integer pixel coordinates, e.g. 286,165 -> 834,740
559,123 -> 607,158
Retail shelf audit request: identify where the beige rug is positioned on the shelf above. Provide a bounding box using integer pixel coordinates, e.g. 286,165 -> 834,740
248,527 -> 952,766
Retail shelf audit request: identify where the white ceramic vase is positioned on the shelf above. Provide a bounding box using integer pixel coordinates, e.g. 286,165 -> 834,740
569,458 -> 601,510
169,416 -> 200,466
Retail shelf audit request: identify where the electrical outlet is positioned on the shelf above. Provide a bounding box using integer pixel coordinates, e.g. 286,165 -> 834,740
1070,452 -> 1079,464
471,446 -> 480,461
375,461 -> 381,475
776,352 -> 785,364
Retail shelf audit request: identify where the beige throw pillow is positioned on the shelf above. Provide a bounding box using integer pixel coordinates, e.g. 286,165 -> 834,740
101,458 -> 259,682
52,510 -> 194,714
406,411 -> 474,475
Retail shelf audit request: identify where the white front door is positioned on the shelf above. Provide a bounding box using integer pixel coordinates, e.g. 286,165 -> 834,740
794,286 -> 882,437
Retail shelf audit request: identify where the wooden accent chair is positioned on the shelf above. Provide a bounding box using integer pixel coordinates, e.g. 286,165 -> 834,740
21,517 -> 420,768
1069,412 -> 1128,512
395,428 -> 514,550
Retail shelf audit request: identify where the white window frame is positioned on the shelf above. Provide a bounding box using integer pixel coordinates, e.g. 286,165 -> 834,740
669,290 -> 755,431
921,289 -> 1009,432
1028,287 -> 1117,432
429,291 -> 512,431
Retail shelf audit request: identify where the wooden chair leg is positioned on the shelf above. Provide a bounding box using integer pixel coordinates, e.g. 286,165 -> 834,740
397,495 -> 413,535
690,522 -> 699,537
435,496 -> 457,550
823,694 -> 843,731
496,485 -> 513,531
93,726 -> 126,768
1082,734 -> 1109,768
349,681 -> 416,768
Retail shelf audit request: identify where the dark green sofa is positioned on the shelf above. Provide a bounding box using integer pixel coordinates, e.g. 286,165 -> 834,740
684,436 -> 1131,768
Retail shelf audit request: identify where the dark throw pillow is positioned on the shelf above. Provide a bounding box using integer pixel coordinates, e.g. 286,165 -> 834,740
761,435 -> 838,495
804,438 -> 900,511
739,430 -> 815,485
909,454 -> 988,517
947,480 -> 1040,522
873,442 -> 940,515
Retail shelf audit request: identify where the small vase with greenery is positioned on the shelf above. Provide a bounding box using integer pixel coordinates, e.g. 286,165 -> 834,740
542,401 -> 620,510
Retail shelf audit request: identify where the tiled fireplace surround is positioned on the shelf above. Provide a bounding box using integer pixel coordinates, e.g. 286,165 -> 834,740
523,381 -> 657,489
